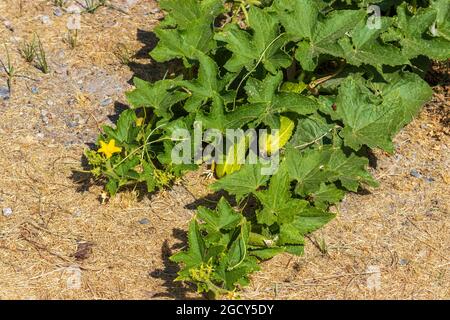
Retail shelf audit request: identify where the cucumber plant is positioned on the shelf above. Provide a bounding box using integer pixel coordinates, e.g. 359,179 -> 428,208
85,0 -> 450,297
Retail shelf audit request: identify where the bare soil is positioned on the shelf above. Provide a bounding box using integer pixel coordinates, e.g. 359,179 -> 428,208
0,0 -> 448,300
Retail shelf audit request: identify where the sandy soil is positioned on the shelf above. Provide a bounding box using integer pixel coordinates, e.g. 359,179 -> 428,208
0,0 -> 448,299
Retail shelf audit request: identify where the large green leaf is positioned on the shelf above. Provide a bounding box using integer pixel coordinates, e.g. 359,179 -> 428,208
338,17 -> 410,67
170,220 -> 206,275
331,74 -> 432,152
395,4 -> 450,60
255,163 -> 308,226
285,146 -> 333,195
327,147 -> 378,191
126,78 -> 188,120
211,163 -> 270,202
214,6 -> 291,74
226,72 -> 319,128
275,0 -> 365,70
151,0 -> 224,64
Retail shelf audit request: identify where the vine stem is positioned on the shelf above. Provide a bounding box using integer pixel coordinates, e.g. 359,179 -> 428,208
294,126 -> 341,150
232,32 -> 287,110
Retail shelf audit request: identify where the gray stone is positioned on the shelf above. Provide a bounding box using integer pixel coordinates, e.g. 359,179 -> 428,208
41,15 -> 52,25
139,218 -> 150,225
67,120 -> 79,128
410,169 -> 421,178
3,20 -> 13,32
0,87 -> 10,100
100,97 -> 113,107
399,258 -> 409,266
2,207 -> 13,217
54,7 -> 64,17
73,209 -> 82,218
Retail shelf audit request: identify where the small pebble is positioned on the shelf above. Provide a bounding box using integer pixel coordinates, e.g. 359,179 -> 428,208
54,7 -> 64,17
66,4 -> 82,14
0,86 -> 10,100
100,97 -> 113,107
410,169 -> 421,178
2,207 -> 13,217
73,209 -> 82,218
399,258 -> 409,266
31,86 -> 39,94
67,120 -> 79,128
139,218 -> 150,225
41,15 -> 52,25
3,20 -> 13,31
10,36 -> 22,43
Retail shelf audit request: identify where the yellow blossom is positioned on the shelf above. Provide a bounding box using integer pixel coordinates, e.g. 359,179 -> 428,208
98,139 -> 122,159
135,117 -> 144,127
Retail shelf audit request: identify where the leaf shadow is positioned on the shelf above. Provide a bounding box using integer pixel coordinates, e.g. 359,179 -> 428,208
149,229 -> 200,299
184,190 -> 237,211
126,29 -> 183,84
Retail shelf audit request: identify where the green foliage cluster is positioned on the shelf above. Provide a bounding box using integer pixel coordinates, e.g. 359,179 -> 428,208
85,0 -> 450,297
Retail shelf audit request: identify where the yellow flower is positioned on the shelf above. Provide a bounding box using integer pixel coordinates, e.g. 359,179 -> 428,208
135,117 -> 144,127
98,139 -> 122,159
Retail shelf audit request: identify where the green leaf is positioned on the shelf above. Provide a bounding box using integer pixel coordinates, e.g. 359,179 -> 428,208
227,222 -> 249,270
285,146 -> 332,195
220,256 -> 260,291
171,219 -> 205,270
278,223 -> 305,246
292,206 -> 335,235
255,163 -> 308,226
151,0 -> 224,64
106,178 -> 118,196
331,74 -> 432,152
103,109 -> 139,145
378,72 -> 434,133
338,17 -> 410,67
126,78 -> 188,120
289,113 -> 334,148
249,247 -> 286,260
142,161 -> 157,193
211,163 -> 270,203
273,0 -> 319,40
115,156 -> 140,179
431,0 -> 450,41
226,72 -> 319,128
197,198 -> 242,245
396,4 -> 450,60
310,183 -> 345,207
214,7 -> 291,74
278,206 -> 335,247
277,0 -> 366,70
180,52 -> 233,112
327,147 -> 378,191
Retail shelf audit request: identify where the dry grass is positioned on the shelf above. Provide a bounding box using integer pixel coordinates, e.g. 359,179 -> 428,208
0,0 -> 448,300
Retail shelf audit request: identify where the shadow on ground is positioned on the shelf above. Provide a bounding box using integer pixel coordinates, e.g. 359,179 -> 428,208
149,228 -> 201,299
